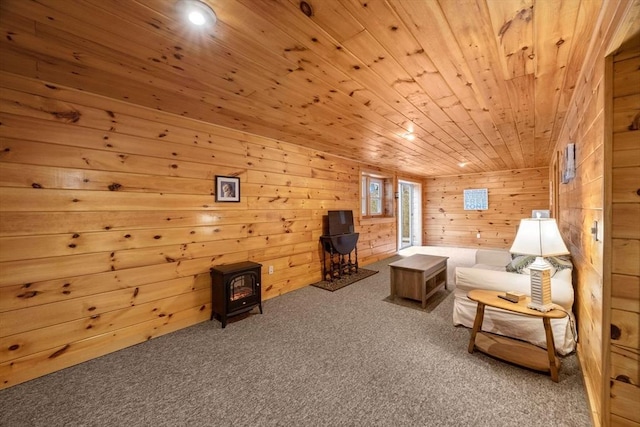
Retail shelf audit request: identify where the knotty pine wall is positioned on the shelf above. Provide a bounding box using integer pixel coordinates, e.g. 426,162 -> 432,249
607,43 -> 639,426
553,3 -> 639,425
0,72 -> 404,389
424,168 -> 549,249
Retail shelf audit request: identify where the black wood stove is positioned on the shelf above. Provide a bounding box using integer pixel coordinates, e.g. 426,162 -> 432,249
210,261 -> 262,328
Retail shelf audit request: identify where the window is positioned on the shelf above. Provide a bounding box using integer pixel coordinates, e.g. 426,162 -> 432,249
361,172 -> 393,218
368,178 -> 383,215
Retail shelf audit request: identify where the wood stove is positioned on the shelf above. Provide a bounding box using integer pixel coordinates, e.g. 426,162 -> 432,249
210,261 -> 262,328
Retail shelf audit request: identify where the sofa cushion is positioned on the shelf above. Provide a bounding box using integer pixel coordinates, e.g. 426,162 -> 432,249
473,264 -> 506,272
475,249 -> 512,266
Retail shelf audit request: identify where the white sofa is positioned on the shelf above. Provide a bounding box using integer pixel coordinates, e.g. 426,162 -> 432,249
453,249 -> 576,355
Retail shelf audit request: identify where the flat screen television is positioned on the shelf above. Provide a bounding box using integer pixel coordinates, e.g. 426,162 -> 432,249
327,210 -> 354,235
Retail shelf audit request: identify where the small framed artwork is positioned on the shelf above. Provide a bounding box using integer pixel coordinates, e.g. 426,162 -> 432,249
463,188 -> 488,210
562,143 -> 576,184
215,175 -> 240,202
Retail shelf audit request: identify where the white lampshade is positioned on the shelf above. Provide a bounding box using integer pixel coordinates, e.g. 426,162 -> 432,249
510,218 -> 569,256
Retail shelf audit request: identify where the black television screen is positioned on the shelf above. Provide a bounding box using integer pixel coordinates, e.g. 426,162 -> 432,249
327,210 -> 354,235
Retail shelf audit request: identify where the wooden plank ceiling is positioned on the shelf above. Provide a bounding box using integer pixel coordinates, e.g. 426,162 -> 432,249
0,0 -> 603,176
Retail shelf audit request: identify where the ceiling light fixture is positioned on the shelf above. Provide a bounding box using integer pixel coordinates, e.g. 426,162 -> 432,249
189,10 -> 206,26
178,0 -> 217,27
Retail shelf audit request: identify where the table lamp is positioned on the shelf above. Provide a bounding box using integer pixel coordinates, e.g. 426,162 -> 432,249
510,217 -> 570,312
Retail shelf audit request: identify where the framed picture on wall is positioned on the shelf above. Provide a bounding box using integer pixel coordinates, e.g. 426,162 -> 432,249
562,143 -> 576,183
215,175 -> 240,202
463,188 -> 488,210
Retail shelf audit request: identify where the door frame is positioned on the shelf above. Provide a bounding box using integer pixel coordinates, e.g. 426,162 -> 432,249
397,179 -> 422,250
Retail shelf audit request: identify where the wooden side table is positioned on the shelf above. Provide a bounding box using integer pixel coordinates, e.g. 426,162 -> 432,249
467,289 -> 568,382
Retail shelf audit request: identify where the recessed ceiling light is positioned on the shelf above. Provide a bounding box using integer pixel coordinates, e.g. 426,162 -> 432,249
188,10 -> 206,25
178,0 -> 217,27
458,162 -> 467,167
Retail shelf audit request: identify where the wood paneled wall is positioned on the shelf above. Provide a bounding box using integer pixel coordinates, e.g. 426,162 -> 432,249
607,42 -> 639,426
0,72 -> 401,389
553,1 -> 639,425
424,168 -> 549,249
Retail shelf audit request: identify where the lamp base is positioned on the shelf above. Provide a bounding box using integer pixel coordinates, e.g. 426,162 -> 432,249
527,301 -> 555,312
528,257 -> 554,312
